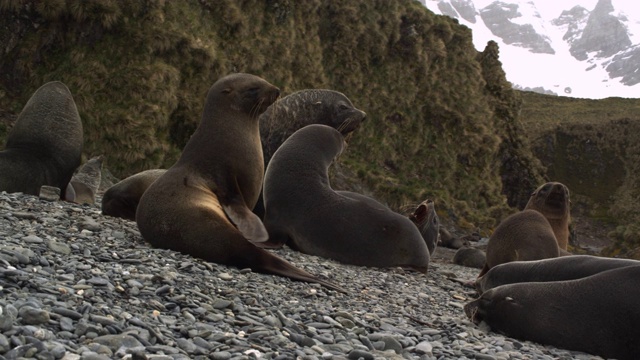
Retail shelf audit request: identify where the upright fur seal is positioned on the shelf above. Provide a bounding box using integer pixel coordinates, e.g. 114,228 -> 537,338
478,209 -> 559,277
253,89 -> 366,218
102,169 -> 167,220
476,255 -> 640,294
409,199 -> 439,255
262,124 -> 430,272
135,74 -> 343,292
524,182 -> 571,250
68,155 -> 103,204
465,265 -> 640,360
0,81 -> 83,199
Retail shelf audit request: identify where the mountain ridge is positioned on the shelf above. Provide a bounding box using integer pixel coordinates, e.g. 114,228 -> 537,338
421,0 -> 640,99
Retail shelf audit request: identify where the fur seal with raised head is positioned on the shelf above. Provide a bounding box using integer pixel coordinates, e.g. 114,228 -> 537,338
478,209 -> 559,277
253,89 -> 366,218
524,181 -> 571,250
136,74 -> 343,292
409,199 -> 439,255
465,265 -> 640,360
476,254 -> 640,294
68,155 -> 103,204
262,124 -> 430,272
102,169 -> 167,220
0,81 -> 83,199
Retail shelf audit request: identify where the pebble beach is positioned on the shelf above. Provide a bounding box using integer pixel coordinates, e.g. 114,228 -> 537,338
0,192 -> 604,360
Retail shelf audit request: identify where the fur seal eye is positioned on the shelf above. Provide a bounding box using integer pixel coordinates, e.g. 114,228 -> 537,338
505,297 -> 514,302
222,88 -> 232,94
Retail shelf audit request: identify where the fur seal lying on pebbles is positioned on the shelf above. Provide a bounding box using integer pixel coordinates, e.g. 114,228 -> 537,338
465,265 -> 640,360
136,74 -> 343,292
262,124 -> 430,272
478,209 -> 559,277
0,81 -> 83,200
102,169 -> 167,220
475,254 -> 640,294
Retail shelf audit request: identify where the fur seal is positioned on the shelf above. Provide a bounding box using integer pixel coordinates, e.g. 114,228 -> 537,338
262,124 -> 430,272
409,199 -> 439,255
524,181 -> 571,250
135,74 -> 343,292
453,247 -> 486,269
438,227 -> 467,249
0,81 -> 83,199
465,265 -> 640,360
476,254 -> 640,294
68,155 -> 103,204
253,89 -> 366,218
478,209 -> 559,277
102,169 -> 167,220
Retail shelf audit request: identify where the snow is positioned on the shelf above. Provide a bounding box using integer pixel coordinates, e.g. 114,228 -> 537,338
422,0 -> 639,99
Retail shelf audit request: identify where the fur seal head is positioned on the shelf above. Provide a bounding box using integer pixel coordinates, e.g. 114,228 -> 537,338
409,199 -> 439,255
524,181 -> 571,250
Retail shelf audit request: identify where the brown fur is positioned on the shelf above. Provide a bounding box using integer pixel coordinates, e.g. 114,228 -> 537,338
135,74 -> 343,292
478,209 -> 559,277
102,169 -> 167,220
0,81 -> 83,199
409,200 -> 439,255
466,266 -> 640,360
524,181 -> 571,250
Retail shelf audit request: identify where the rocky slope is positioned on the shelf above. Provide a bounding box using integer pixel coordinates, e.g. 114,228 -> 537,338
0,191 -> 606,360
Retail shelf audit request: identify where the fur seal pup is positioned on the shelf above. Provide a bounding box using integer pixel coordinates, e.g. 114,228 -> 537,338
409,199 -> 439,255
478,209 -> 559,277
253,89 -> 367,218
0,81 -> 83,199
135,74 -> 343,292
262,124 -> 430,272
524,182 -> 571,250
465,265 -> 640,360
68,155 -> 103,204
438,227 -> 467,249
453,247 -> 486,269
102,169 -> 167,220
476,254 -> 640,294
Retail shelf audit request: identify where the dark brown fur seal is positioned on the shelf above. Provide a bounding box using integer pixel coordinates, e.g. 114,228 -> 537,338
135,74 -> 343,292
262,124 -> 430,272
453,247 -> 486,269
102,169 -> 167,220
478,209 -> 559,277
524,181 -> 571,250
476,254 -> 640,294
253,89 -> 366,218
0,81 -> 83,199
465,265 -> 640,360
409,199 -> 439,255
68,155 -> 103,204
438,227 -> 467,249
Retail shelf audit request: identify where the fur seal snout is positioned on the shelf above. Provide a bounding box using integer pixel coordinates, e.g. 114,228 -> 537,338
263,124 -> 430,272
136,74 -> 343,292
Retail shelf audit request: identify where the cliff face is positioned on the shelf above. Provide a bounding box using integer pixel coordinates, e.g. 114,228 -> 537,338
0,0 -> 541,230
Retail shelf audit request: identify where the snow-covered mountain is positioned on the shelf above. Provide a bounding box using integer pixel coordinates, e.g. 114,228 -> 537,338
420,0 -> 640,99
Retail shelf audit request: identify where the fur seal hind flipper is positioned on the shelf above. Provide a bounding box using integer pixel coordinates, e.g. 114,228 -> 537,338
250,247 -> 347,293
222,201 -> 269,242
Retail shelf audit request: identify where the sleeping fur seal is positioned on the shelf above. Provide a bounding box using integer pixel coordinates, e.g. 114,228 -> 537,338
465,265 -> 640,360
102,169 -> 167,220
524,181 -> 571,250
476,254 -> 640,294
0,81 -> 83,199
136,74 -> 343,292
478,209 -> 559,277
262,124 -> 430,272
